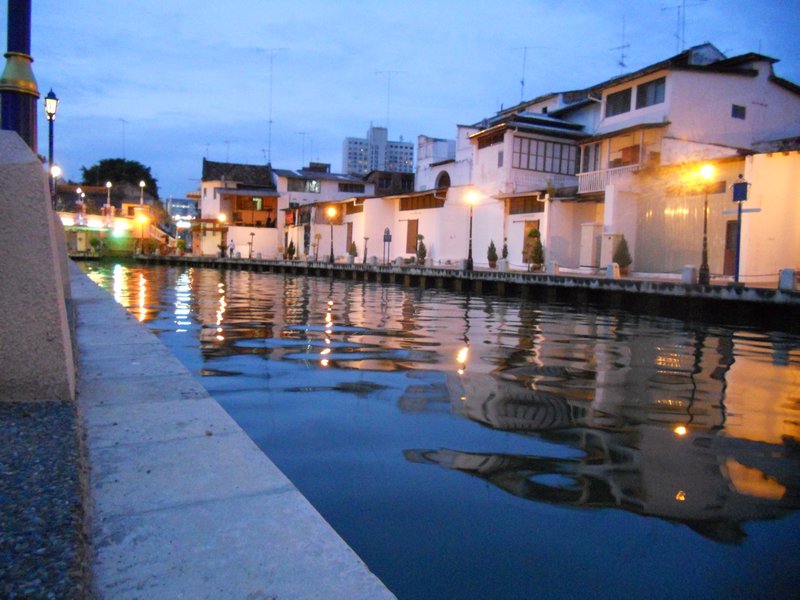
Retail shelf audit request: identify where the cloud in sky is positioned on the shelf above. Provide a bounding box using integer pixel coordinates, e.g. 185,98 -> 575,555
3,0 -> 799,198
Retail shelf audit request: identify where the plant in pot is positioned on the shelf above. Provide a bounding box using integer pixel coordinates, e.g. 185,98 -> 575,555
416,238 -> 427,266
347,241 -> 358,264
287,240 -> 296,260
176,239 -> 186,255
88,237 -> 101,255
613,235 -> 632,276
487,240 -> 498,268
528,231 -> 544,271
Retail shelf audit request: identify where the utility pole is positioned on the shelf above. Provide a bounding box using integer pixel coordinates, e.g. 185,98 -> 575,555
610,17 -> 631,72
511,46 -> 543,103
256,48 -> 286,164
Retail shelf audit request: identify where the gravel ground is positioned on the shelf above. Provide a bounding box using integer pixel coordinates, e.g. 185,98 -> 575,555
0,401 -> 88,599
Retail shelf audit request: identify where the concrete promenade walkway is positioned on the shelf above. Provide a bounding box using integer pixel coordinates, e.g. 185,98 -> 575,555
71,263 -> 395,599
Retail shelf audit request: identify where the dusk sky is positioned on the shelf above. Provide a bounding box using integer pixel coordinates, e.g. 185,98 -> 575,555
4,0 -> 799,199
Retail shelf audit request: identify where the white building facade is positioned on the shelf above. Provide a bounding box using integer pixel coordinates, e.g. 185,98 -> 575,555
342,126 -> 414,176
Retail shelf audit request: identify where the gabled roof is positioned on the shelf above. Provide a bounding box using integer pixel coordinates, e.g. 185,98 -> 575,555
202,159 -> 276,189
469,110 -> 587,141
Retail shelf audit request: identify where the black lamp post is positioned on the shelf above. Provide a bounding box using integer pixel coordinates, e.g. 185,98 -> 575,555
697,164 -> 714,286
363,237 -> 368,264
465,192 -> 477,271
327,206 -> 336,264
44,88 -> 59,207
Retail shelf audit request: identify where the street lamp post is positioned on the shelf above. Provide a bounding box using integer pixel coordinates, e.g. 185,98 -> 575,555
249,232 -> 255,259
139,180 -> 145,205
698,164 -> 715,286
136,214 -> 148,255
327,206 -> 337,264
363,237 -> 369,264
105,181 -> 112,227
44,89 -> 59,208
465,191 -> 478,271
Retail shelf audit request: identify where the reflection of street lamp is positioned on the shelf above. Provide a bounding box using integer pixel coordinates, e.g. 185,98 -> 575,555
456,346 -> 469,375
326,206 -> 336,264
105,181 -> 112,226
465,191 -> 479,271
136,214 -> 148,254
698,164 -> 715,285
44,89 -> 59,208
139,180 -> 145,205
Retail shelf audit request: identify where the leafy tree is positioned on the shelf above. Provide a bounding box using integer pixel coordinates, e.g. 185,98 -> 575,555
81,158 -> 160,200
613,236 -> 632,269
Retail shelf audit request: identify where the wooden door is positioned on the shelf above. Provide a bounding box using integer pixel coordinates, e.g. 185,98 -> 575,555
406,219 -> 419,254
723,220 -> 737,276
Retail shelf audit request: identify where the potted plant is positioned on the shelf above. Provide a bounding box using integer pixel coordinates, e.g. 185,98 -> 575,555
613,235 -> 632,276
176,239 -> 186,256
527,230 -> 544,271
347,241 -> 358,264
416,237 -> 427,266
217,243 -> 226,258
287,240 -> 296,260
313,233 -> 322,261
88,237 -> 101,256
487,240 -> 498,268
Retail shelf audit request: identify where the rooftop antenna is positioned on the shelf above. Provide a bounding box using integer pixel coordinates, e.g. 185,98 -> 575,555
256,48 -> 286,164
661,0 -> 707,53
295,131 -> 308,167
511,46 -> 543,103
375,70 -> 403,130
610,17 -> 631,72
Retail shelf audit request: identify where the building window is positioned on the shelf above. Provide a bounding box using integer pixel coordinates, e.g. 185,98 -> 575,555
732,104 -> 746,119
509,196 -> 545,215
498,150 -> 504,168
512,136 -> 577,175
636,77 -> 665,109
605,88 -> 632,117
435,171 -> 451,189
400,194 -> 445,211
338,183 -> 365,193
579,142 -> 601,173
287,178 -> 320,193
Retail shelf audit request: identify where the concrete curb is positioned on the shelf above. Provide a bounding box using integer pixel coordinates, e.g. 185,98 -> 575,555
71,262 -> 395,599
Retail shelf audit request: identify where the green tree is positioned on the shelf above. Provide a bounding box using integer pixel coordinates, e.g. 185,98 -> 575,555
81,158 -> 160,200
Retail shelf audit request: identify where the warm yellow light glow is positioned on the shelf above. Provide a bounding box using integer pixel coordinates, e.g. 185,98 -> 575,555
137,214 -> 149,224
321,348 -> 331,355
326,206 -> 337,219
60,216 -> 74,226
675,490 -> 686,501
106,181 -> 112,189
328,300 -> 334,306
218,213 -> 227,223
321,358 -> 330,367
674,425 -> 688,436
456,346 -> 469,372
87,218 -> 103,229
700,163 -> 715,181
50,165 -> 62,178
464,190 -> 480,205
139,180 -> 146,188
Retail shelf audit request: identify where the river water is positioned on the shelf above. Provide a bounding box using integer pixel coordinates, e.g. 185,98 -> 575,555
81,262 -> 800,599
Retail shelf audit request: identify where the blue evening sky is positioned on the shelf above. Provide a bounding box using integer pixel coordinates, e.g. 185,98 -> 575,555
3,0 -> 799,199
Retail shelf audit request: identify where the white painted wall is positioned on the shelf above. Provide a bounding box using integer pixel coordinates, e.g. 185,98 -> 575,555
740,151 -> 800,281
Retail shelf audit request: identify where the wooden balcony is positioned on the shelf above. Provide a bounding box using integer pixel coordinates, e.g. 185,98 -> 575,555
578,163 -> 639,194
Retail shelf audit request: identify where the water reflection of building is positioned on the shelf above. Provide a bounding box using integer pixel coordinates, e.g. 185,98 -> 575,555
405,361 -> 799,544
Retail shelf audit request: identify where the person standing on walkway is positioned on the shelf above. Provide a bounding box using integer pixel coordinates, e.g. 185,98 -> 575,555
228,239 -> 235,258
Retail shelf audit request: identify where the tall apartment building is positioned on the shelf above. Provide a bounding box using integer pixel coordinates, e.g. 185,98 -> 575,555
342,126 -> 414,176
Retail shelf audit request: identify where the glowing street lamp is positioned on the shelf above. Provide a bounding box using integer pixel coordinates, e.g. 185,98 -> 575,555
326,206 -> 337,264
697,164 -> 715,285
44,89 -> 59,208
136,214 -> 149,254
105,181 -> 113,226
139,180 -> 146,205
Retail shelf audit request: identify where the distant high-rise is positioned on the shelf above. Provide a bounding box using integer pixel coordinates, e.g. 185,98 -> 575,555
342,126 -> 414,176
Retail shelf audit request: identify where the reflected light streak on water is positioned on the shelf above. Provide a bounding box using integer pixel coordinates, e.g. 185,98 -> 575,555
80,263 -> 800,600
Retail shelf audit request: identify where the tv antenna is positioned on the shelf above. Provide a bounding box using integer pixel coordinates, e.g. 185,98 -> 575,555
295,131 -> 310,167
610,17 -> 631,72
256,48 -> 286,164
662,0 -> 707,53
512,46 -> 543,103
375,70 -> 403,130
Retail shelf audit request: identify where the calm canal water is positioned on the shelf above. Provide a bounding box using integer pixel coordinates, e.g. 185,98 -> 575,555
81,262 -> 800,599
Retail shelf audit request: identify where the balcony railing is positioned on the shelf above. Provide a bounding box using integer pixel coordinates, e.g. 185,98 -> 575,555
578,163 -> 639,194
